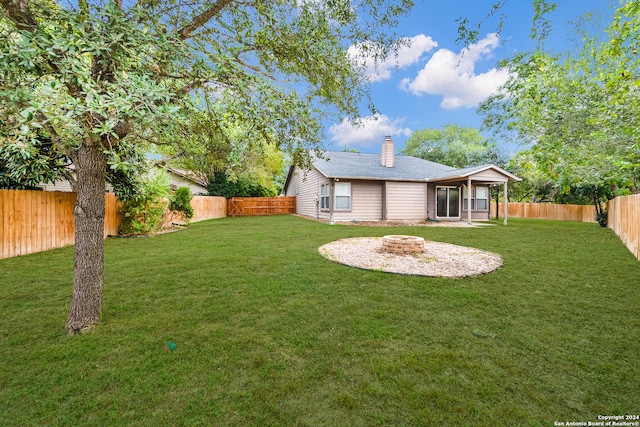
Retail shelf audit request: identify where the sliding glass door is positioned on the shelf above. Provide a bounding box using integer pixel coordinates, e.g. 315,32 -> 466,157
436,187 -> 460,219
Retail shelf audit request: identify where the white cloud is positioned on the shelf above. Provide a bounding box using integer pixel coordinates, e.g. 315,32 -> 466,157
329,114 -> 413,147
348,35 -> 438,83
400,33 -> 510,109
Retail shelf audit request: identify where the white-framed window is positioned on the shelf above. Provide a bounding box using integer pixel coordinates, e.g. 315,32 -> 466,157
463,186 -> 489,211
320,184 -> 330,210
475,186 -> 488,210
334,182 -> 351,210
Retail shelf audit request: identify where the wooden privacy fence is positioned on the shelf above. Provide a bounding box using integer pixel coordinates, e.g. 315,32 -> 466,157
0,190 -> 227,260
228,196 -> 296,217
190,196 -> 227,222
0,190 -> 123,260
608,194 -> 640,261
492,202 -> 596,223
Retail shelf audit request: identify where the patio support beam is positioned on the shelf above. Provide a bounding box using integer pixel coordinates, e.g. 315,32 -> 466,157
467,177 -> 472,225
503,180 -> 508,225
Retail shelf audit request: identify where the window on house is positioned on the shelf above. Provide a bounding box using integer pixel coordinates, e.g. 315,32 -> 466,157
320,184 -> 330,210
334,182 -> 351,210
475,186 -> 488,210
463,186 -> 473,210
463,186 -> 489,211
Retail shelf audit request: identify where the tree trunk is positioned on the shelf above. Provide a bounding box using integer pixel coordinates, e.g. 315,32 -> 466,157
65,141 -> 107,333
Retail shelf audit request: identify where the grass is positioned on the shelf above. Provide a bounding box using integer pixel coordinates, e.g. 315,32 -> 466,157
1,215 -> 639,426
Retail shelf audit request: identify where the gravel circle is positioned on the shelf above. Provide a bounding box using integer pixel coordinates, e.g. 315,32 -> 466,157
318,237 -> 503,277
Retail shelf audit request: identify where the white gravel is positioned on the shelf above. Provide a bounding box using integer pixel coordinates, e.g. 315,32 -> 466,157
318,237 -> 503,277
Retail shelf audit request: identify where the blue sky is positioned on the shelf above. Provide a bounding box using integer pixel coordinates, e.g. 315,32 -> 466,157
323,0 -> 615,155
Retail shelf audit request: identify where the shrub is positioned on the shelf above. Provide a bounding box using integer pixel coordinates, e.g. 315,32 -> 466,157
120,172 -> 169,235
595,210 -> 608,228
169,187 -> 194,220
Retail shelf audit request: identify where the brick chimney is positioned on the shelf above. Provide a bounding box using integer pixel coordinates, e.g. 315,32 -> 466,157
380,135 -> 395,168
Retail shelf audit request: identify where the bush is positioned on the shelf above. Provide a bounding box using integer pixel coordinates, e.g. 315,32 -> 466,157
169,187 -> 194,220
120,172 -> 169,235
595,210 -> 608,227
207,171 -> 275,197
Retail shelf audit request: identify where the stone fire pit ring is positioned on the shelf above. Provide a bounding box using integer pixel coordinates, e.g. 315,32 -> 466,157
318,237 -> 503,277
381,235 -> 425,254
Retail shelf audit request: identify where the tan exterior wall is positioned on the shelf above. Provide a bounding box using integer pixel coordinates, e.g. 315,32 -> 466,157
386,182 -> 427,220
285,166 -> 329,218
329,180 -> 383,222
467,169 -> 508,182
426,184 -> 437,219
351,181 -> 383,221
461,208 -> 491,221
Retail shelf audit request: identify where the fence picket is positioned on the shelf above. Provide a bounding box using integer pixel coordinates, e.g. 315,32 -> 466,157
0,191 -> 245,259
226,197 -> 296,217
492,202 -> 596,223
608,194 -> 640,261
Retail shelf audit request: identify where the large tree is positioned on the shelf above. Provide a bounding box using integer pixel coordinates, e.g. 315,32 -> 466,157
159,106 -> 285,196
0,0 -> 414,333
479,0 -> 640,219
402,124 -> 505,168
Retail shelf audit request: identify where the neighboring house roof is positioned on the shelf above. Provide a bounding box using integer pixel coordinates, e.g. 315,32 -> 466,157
166,167 -> 208,188
37,165 -> 209,193
303,151 -> 520,183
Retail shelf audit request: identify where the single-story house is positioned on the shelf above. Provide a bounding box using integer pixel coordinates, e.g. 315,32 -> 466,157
37,166 -> 208,196
282,136 -> 521,224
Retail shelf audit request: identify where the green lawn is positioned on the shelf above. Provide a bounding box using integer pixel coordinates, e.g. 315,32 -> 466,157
1,216 -> 639,426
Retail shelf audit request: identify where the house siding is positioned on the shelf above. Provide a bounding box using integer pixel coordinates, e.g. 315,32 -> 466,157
168,173 -> 208,195
330,180 -> 383,222
285,166 -> 329,218
461,209 -> 492,220
37,179 -> 74,192
386,182 -> 427,220
352,181 -> 383,221
426,184 -> 437,219
468,170 -> 509,182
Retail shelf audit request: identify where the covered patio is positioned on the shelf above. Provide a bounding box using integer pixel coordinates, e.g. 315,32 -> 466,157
430,164 -> 521,225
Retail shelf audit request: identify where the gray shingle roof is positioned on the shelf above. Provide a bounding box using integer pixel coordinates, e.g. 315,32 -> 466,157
313,151 -> 457,181
311,151 -> 520,183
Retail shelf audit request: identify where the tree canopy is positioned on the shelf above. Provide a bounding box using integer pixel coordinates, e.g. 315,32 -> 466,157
0,0 -> 415,332
480,0 -> 640,207
402,124 -> 505,168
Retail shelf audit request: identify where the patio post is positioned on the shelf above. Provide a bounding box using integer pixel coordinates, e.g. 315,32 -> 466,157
467,177 -> 472,225
503,181 -> 508,225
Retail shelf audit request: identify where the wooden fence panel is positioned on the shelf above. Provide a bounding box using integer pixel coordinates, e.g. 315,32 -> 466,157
227,196 -> 296,216
1,191 -> 278,260
104,193 -> 124,237
190,196 -> 227,222
0,190 -> 122,260
608,194 -> 640,261
492,202 -> 595,223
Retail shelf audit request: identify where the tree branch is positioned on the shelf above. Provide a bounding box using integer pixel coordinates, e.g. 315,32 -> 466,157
177,0 -> 234,40
0,0 -> 38,31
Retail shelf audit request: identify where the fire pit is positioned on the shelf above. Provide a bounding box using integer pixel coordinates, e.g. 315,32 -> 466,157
381,235 -> 425,255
